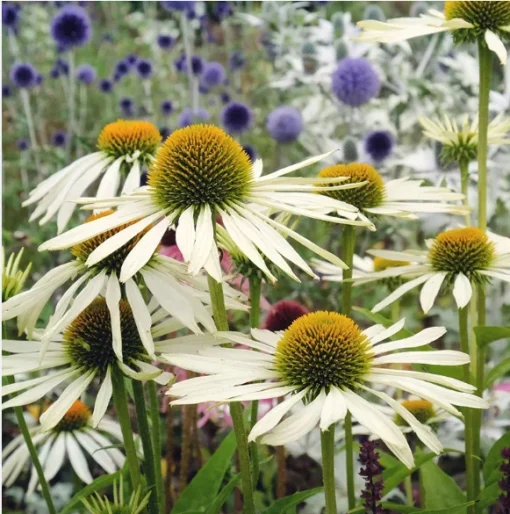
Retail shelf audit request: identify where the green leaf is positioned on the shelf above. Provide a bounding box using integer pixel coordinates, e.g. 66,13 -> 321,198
172,432 -> 237,514
205,474 -> 240,514
380,502 -> 420,513
352,308 -> 413,338
59,469 -> 123,514
419,502 -> 475,514
261,487 -> 323,514
420,460 -> 465,510
382,452 -> 436,495
483,431 -> 510,485
474,326 -> 510,348
476,482 -> 501,511
485,357 -> 510,389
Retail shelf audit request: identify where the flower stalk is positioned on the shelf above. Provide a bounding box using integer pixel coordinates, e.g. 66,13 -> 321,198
148,380 -> 164,514
320,427 -> 338,514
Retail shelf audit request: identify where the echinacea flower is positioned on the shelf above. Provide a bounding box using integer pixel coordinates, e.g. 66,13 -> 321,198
2,297 -> 173,430
164,311 -> 487,468
23,120 -> 161,232
356,227 -> 510,313
317,162 -> 469,224
3,210 -> 247,357
40,125 -> 370,283
331,58 -> 380,107
419,113 -> 510,165
357,2 -> 510,65
3,401 -> 126,492
266,106 -> 303,143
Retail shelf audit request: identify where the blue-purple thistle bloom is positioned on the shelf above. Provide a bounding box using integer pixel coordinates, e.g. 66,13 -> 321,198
160,126 -> 171,140
242,145 -> 256,163
136,59 -> 153,80
221,101 -> 253,133
98,78 -> 113,93
229,50 -> 246,71
115,60 -> 129,77
178,107 -> 210,127
332,57 -> 380,107
220,91 -> 231,104
2,3 -> 19,30
51,130 -> 67,148
16,138 -> 29,151
266,106 -> 303,143
160,100 -> 173,116
56,57 -> 69,75
10,63 -> 39,89
359,440 -> 386,514
161,1 -> 195,12
157,34 -> 174,49
364,130 -> 395,162
214,1 -> 233,19
188,55 -> 204,76
201,61 -> 226,88
119,97 -> 134,116
75,64 -> 96,84
126,53 -> 138,66
50,5 -> 92,49
2,85 -> 12,97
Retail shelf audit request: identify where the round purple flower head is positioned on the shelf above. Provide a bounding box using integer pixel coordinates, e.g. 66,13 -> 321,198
10,63 -> 38,89
119,97 -> 134,116
56,57 -> 69,75
16,138 -> 29,151
50,5 -> 91,49
221,101 -> 253,133
364,130 -> 395,162
2,3 -> 19,29
332,57 -> 380,107
160,100 -> 173,116
229,50 -> 246,71
157,34 -> 174,49
161,1 -> 195,12
51,130 -> 67,147
50,67 -> 60,79
188,55 -> 204,76
2,85 -> 12,97
76,64 -> 96,84
115,60 -> 129,77
214,2 -> 233,19
242,145 -> 256,162
160,126 -> 171,139
220,91 -> 231,104
201,61 -> 225,88
178,107 -> 210,128
266,106 -> 303,143
126,54 -> 138,66
174,54 -> 186,72
136,59 -> 153,79
98,78 -> 113,93
35,74 -> 44,86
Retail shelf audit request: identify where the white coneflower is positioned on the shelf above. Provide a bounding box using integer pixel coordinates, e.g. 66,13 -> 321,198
353,227 -> 510,313
419,113 -> 510,164
3,210 -> 247,359
23,120 -> 161,233
357,2 -> 510,65
39,125 -> 372,283
163,311 -> 487,468
2,297 -> 173,431
316,163 -> 469,225
3,401 -> 126,493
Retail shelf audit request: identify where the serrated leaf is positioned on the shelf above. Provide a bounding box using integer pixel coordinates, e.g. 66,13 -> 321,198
382,452 -> 436,495
485,357 -> 510,389
474,326 -> 510,348
420,460 -> 465,510
261,487 -> 323,514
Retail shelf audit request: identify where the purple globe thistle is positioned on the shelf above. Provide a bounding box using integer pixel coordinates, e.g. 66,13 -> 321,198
364,130 -> 395,162
221,101 -> 253,133
160,126 -> 171,140
115,60 -> 129,77
16,138 -> 29,151
50,5 -> 92,49
178,107 -> 210,128
179,54 -> 204,76
126,54 -> 138,66
35,74 -> 44,86
264,300 -> 309,332
51,130 -> 67,147
2,3 -> 19,30
214,1 -> 233,19
76,64 -> 96,84
201,61 -> 226,88
161,1 -> 195,12
220,91 -> 231,104
2,84 -> 12,97
199,83 -> 210,95
119,97 -> 134,116
10,63 -> 38,89
157,34 -> 174,49
50,67 -> 60,79
98,78 -> 113,93
174,53 -> 186,72
160,100 -> 173,116
229,50 -> 246,71
136,59 -> 153,80
56,57 -> 69,75
332,57 -> 380,107
266,106 -> 303,143
242,144 -> 256,162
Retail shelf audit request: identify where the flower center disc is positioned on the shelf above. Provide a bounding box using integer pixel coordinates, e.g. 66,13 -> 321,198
55,400 -> 91,431
71,210 -> 149,275
317,163 -> 385,210
64,297 -> 146,375
97,119 -> 161,159
429,227 -> 495,280
275,311 -> 372,395
395,399 -> 436,426
148,125 -> 252,213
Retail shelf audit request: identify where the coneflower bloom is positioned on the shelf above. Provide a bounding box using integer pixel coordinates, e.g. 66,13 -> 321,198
39,125 -> 371,282
2,298 -> 173,431
355,228 -> 510,313
317,163 -> 469,225
3,210 -> 247,358
357,2 -> 510,65
419,114 -> 510,165
3,401 -> 126,493
23,120 -> 161,233
163,311 -> 487,468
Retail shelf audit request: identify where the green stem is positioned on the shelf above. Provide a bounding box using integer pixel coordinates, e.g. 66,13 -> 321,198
132,380 -> 159,514
459,159 -> 471,227
404,475 -> 413,506
391,300 -> 400,323
341,225 -> 356,510
4,376 -> 57,514
111,366 -> 142,491
148,381 -> 165,514
320,427 -> 338,514
207,273 -> 256,514
249,277 -> 262,489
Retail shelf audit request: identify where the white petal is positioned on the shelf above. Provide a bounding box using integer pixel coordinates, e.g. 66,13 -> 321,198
106,273 -> 122,360
420,272 -> 447,314
74,431 -> 116,474
320,387 -> 347,431
92,366 -> 113,427
95,157 -> 124,199
125,278 -> 155,356
373,326 -> 446,355
65,433 -> 93,483
372,274 -> 433,313
189,205 -> 215,276
485,29 -> 507,65
453,273 -> 472,309
121,159 -> 141,194
369,318 -> 406,345
175,207 -> 196,262
43,434 -> 66,481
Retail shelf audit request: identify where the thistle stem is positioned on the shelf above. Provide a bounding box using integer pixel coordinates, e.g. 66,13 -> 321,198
341,225 -> 356,510
321,427 -> 338,514
67,50 -> 75,158
20,89 -> 41,171
111,366 -> 142,490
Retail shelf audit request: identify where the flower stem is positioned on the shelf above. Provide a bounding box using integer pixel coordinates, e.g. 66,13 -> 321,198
459,159 -> 471,227
320,427 -> 338,514
4,376 -> 57,514
20,89 -> 41,171
404,475 -> 413,506
341,225 -> 356,510
67,50 -> 75,158
149,381 -> 165,514
111,366 -> 142,491
207,272 -> 256,514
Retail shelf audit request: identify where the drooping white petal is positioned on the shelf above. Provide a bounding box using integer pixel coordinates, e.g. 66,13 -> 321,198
452,273 -> 473,309
485,29 -> 507,65
65,433 -> 93,483
373,350 -> 470,366
106,273 -> 122,360
125,278 -> 155,356
121,159 -> 141,194
189,205 -> 215,276
372,326 -> 446,355
319,387 -> 347,431
368,318 -> 406,345
92,366 -> 113,427
74,431 -> 117,474
175,206 -> 196,262
43,434 -> 67,481
420,272 -> 448,313
372,274 -> 433,313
